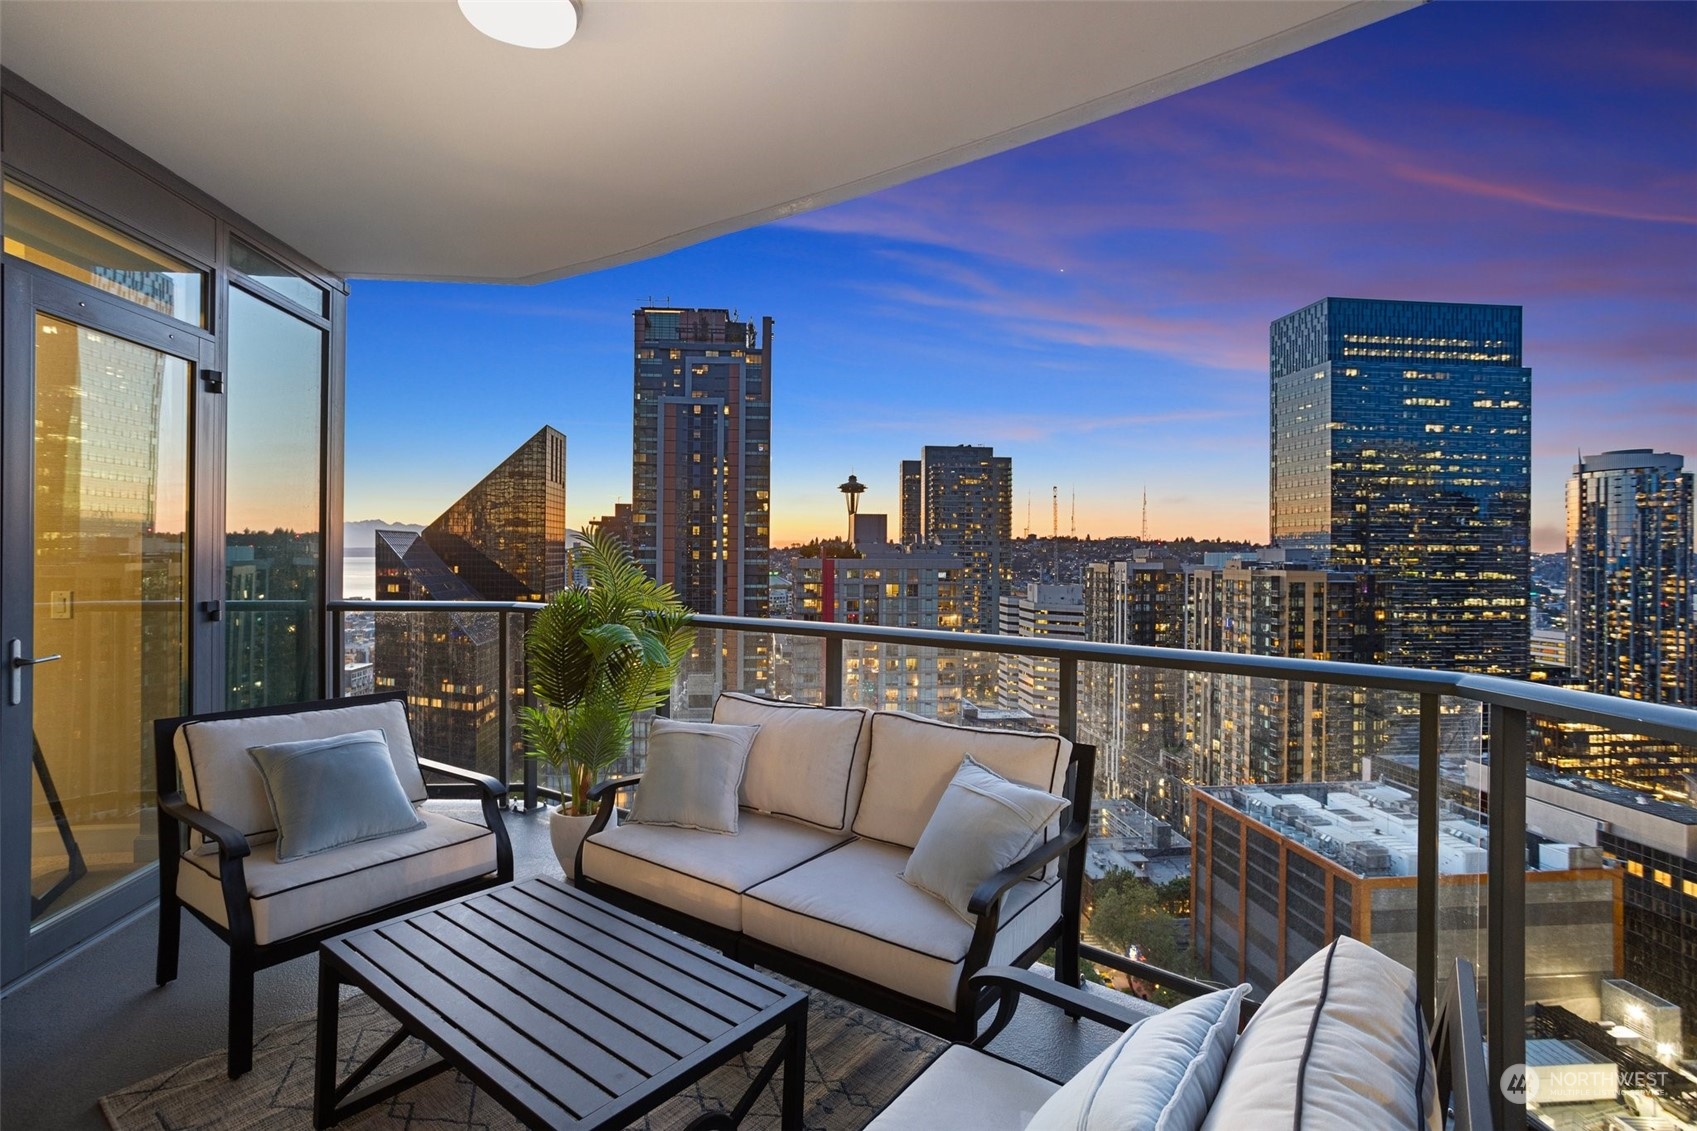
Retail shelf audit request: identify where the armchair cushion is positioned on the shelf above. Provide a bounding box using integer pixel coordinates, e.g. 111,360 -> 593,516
742,838 -> 1060,1009
853,712 -> 1070,851
902,756 -> 1067,922
580,811 -> 852,931
866,1044 -> 1061,1131
626,718 -> 759,834
175,807 -> 497,946
712,692 -> 871,831
1201,936 -> 1438,1131
247,730 -> 424,861
173,698 -> 427,855
1026,982 -> 1249,1131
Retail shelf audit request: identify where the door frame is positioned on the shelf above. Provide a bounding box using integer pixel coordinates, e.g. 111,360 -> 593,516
0,259 -> 220,983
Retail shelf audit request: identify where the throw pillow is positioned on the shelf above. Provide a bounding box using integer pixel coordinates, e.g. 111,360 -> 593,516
626,718 -> 761,834
246,729 -> 425,862
1026,983 -> 1251,1131
900,754 -> 1067,921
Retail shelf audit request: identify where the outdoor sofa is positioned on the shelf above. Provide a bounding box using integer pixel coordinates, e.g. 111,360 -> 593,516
575,692 -> 1095,1039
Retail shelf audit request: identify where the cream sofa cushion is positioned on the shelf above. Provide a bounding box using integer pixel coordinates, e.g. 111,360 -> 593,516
866,1044 -> 1060,1131
1202,936 -> 1438,1131
853,712 -> 1071,865
712,692 -> 871,831
176,806 -> 496,946
581,812 -> 853,931
742,838 -> 1061,1009
174,698 -> 427,854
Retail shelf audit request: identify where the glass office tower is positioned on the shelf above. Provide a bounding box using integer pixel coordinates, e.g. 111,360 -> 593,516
1270,298 -> 1532,678
1568,449 -> 1694,705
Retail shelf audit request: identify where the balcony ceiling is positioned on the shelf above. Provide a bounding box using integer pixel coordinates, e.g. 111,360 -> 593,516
1,1 -> 1408,284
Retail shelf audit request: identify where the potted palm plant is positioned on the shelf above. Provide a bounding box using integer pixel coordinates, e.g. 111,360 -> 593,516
522,528 -> 695,872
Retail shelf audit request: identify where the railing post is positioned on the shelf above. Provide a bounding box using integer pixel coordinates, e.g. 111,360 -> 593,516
1058,654 -> 1078,743
330,606 -> 345,698
1487,704 -> 1527,1131
522,610 -> 539,812
498,610 -> 512,810
824,635 -> 844,707
1417,693 -> 1440,1026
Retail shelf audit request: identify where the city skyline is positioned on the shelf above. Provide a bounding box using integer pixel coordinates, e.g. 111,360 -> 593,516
344,2 -> 1694,550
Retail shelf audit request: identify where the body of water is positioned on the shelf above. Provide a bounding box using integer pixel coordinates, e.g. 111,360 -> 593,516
343,553 -> 375,600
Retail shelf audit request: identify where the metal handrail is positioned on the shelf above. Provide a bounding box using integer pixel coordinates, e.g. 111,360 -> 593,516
328,596 -> 1697,1128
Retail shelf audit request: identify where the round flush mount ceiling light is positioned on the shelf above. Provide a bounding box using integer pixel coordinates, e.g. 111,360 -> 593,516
459,0 -> 581,49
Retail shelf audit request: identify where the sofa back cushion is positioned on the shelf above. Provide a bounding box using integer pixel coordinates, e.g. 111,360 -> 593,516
711,692 -> 871,832
1201,936 -> 1438,1131
852,711 -> 1071,849
174,698 -> 427,853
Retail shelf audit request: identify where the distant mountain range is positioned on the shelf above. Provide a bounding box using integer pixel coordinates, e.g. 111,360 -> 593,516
344,519 -> 424,555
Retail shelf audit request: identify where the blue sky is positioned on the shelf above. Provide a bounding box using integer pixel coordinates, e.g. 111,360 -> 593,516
345,1 -> 1696,551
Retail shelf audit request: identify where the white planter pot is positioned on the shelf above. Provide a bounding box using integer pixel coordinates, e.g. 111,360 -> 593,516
549,808 -> 598,880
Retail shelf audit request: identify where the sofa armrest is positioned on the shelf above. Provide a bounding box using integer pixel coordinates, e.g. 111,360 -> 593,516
968,965 -> 1163,1049
158,791 -> 251,860
967,821 -> 1086,916
417,757 -> 506,801
588,774 -> 643,804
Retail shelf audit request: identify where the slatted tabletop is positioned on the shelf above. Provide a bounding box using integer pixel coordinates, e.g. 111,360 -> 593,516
313,877 -> 808,1130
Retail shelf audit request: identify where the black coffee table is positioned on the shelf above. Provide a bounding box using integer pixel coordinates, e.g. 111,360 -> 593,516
313,876 -> 808,1129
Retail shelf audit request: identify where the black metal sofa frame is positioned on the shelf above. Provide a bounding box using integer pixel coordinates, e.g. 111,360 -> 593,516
575,742 -> 1097,1042
153,692 -> 514,1078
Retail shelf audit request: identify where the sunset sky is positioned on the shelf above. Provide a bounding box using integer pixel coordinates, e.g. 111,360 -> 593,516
345,1 -> 1696,552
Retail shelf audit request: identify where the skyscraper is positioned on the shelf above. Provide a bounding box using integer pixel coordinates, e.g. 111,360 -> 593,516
1269,298 -> 1532,678
1567,449 -> 1694,705
903,445 -> 1013,634
631,307 -> 773,712
375,426 -> 566,774
899,459 -> 922,545
997,582 -> 1085,731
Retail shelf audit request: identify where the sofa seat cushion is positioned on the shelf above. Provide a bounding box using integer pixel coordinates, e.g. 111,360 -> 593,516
852,711 -> 1071,852
174,697 -> 427,854
580,811 -> 853,932
743,838 -> 1061,1009
712,692 -> 872,832
177,806 -> 496,946
866,1044 -> 1060,1131
1201,936 -> 1438,1131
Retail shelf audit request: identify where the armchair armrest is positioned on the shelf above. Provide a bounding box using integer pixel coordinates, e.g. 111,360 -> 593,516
587,774 -> 643,804
968,965 -> 1162,1050
967,821 -> 1087,916
416,757 -> 506,801
159,791 -> 251,860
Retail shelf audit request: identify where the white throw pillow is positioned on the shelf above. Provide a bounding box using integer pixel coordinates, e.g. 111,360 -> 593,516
1026,982 -> 1250,1131
627,718 -> 760,834
1201,936 -> 1439,1131
899,755 -> 1067,921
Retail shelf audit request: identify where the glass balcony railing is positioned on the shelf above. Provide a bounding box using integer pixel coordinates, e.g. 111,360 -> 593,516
327,599 -> 1697,1129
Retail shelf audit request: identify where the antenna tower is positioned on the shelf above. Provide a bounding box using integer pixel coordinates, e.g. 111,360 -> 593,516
1141,486 -> 1148,541
1070,487 -> 1076,539
1024,494 -> 1032,538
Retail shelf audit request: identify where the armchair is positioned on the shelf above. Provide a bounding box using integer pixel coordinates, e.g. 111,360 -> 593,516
153,692 -> 513,1078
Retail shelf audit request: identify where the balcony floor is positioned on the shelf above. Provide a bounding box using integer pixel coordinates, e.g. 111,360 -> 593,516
1,802 -> 1118,1130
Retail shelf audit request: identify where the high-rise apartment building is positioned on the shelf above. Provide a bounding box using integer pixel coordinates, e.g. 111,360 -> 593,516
375,426 -> 566,775
1184,555 -> 1387,788
794,533 -> 965,718
1567,449 -> 1694,705
1080,559 -> 1186,817
1270,298 -> 1532,678
997,582 -> 1085,732
632,307 -> 773,713
899,460 -> 922,545
902,444 -> 1012,632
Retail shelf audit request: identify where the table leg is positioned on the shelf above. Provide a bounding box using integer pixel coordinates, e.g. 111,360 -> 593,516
313,955 -> 341,1129
782,1001 -> 807,1131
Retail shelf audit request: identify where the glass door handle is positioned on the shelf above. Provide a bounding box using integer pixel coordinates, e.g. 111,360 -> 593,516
8,640 -> 62,706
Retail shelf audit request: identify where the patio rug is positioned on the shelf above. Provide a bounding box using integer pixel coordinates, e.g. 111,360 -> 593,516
99,985 -> 947,1131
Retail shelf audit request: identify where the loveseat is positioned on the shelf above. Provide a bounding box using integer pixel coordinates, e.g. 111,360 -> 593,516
867,938 -> 1491,1131
575,692 -> 1095,1039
